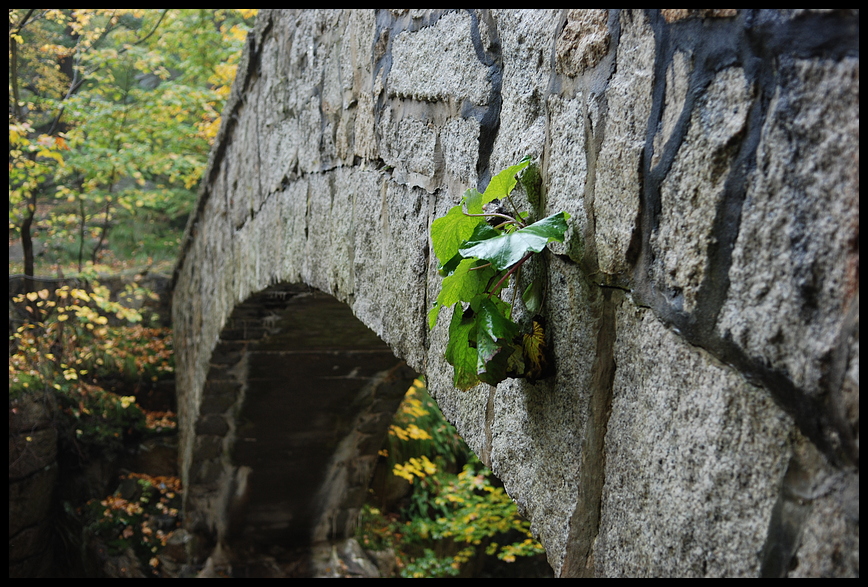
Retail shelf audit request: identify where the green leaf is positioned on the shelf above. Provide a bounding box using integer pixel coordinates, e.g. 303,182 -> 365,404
474,296 -> 519,344
474,297 -> 519,386
437,253 -> 463,277
459,211 -> 571,271
463,222 -> 501,245
428,303 -> 442,330
522,280 -> 544,315
445,305 -> 481,390
439,258 -> 497,307
429,258 -> 497,329
481,157 -> 531,205
431,204 -> 484,267
461,188 -> 484,215
476,340 -> 513,386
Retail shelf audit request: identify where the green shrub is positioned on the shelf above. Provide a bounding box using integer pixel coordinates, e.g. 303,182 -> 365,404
358,380 -> 546,577
10,282 -> 175,458
79,473 -> 182,576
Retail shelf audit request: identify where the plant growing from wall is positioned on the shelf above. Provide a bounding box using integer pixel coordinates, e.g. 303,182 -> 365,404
429,157 -> 569,390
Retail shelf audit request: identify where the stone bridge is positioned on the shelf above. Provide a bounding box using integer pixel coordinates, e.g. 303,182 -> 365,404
171,10 -> 858,577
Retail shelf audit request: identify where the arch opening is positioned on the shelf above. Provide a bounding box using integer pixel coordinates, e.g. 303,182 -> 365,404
184,282 -> 416,576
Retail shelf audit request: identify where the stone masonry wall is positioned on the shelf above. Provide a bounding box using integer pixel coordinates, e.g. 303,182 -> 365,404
172,10 -> 858,576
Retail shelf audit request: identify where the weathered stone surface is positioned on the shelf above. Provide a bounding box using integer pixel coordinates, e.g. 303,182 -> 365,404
651,50 -> 690,171
596,301 -> 792,577
543,95 -> 588,262
661,9 -> 738,23
172,9 -> 858,577
8,428 -> 57,479
593,10 -> 655,277
652,66 -> 754,312
9,394 -> 59,577
716,58 -> 859,401
389,11 -> 491,105
556,9 -> 611,77
490,9 -> 560,171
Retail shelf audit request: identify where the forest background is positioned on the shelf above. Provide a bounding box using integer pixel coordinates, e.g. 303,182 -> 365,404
9,9 -> 547,577
10,8 -> 256,277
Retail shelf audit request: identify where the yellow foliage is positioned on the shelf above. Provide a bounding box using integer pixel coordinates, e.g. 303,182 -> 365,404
392,455 -> 438,484
388,423 -> 432,441
521,319 -> 547,380
225,25 -> 249,44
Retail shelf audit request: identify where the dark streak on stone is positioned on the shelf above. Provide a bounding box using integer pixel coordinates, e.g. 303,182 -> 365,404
481,385 -> 496,468
759,446 -> 816,578
371,10 -> 396,136
466,9 -> 502,192
561,287 -> 618,578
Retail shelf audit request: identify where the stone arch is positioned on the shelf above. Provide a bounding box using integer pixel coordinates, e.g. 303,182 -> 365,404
183,281 -> 416,573
172,10 -> 858,578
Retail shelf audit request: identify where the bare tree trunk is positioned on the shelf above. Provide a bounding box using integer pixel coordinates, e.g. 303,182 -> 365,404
20,194 -> 37,289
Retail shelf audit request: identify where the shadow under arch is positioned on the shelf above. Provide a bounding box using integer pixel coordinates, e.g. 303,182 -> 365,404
183,282 -> 417,576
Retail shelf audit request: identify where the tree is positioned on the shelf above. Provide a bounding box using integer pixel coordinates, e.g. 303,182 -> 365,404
9,9 -> 257,279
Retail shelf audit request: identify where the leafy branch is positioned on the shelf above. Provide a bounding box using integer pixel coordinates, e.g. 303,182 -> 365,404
429,157 -> 570,390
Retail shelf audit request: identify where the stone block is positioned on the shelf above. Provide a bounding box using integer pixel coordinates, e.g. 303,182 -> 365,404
544,95 -> 588,262
200,380 -> 242,413
388,11 -> 491,105
595,302 -> 793,577
716,58 -> 859,402
652,66 -> 754,311
192,435 -> 224,462
8,427 -> 57,480
9,462 -> 58,537
377,113 -> 438,190
556,9 -> 611,77
9,393 -> 55,433
593,10 -> 655,276
490,9 -> 560,171
195,414 -> 230,437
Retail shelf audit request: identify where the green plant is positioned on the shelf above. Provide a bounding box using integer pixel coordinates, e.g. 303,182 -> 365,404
429,157 -> 569,389
357,381 -> 546,577
385,379 -> 467,472
10,282 -> 175,457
